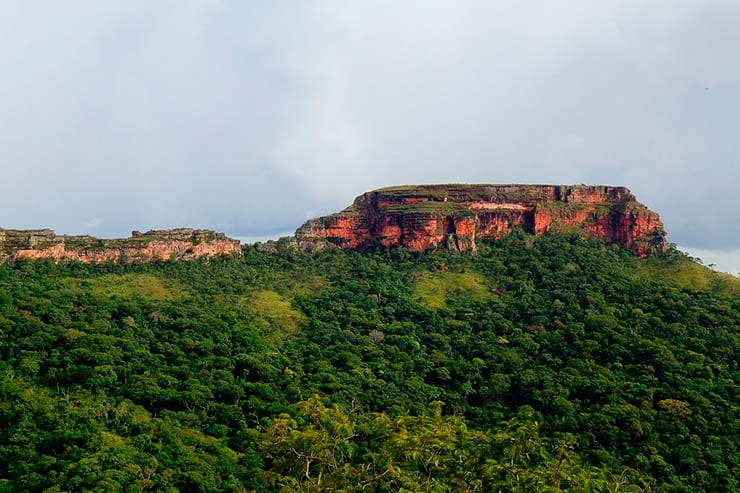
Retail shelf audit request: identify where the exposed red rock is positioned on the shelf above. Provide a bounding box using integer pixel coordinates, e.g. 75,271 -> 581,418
296,185 -> 668,256
0,228 -> 241,263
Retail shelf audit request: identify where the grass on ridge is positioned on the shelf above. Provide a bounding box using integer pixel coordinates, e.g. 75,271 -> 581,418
412,271 -> 493,309
248,290 -> 307,342
63,273 -> 187,301
633,256 -> 739,299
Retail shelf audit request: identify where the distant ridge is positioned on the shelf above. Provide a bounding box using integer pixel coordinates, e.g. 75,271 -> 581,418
0,228 -> 240,263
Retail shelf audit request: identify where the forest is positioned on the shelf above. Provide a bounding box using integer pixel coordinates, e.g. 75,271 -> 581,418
0,234 -> 737,492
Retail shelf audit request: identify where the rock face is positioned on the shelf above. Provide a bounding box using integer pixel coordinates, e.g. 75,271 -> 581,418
0,228 -> 241,263
295,185 -> 668,256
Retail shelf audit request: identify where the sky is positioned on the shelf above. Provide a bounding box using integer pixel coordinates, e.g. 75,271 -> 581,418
0,1 -> 738,272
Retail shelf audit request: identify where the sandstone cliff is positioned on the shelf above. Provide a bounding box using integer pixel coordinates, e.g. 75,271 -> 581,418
295,185 -> 668,256
0,228 -> 241,263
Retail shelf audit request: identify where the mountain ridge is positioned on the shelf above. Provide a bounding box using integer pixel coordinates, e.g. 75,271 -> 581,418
296,184 -> 668,255
1,184 -> 669,263
0,228 -> 240,263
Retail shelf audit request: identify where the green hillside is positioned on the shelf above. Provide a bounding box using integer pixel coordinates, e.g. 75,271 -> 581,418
632,254 -> 739,299
0,234 -> 737,492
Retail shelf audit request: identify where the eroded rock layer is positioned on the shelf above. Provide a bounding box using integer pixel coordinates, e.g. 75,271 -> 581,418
295,185 -> 668,256
0,228 -> 241,263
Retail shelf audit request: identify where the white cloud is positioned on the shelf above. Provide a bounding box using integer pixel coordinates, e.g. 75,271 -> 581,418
84,217 -> 103,230
231,231 -> 294,245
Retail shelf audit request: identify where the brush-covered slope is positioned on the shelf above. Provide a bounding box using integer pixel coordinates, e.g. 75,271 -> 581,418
296,184 -> 668,256
0,234 -> 736,491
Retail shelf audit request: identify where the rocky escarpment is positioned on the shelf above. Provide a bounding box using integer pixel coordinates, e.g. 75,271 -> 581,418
0,228 -> 241,263
295,184 -> 668,256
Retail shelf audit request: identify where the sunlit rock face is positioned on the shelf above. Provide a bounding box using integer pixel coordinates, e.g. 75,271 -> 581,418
296,184 -> 668,256
0,228 -> 241,263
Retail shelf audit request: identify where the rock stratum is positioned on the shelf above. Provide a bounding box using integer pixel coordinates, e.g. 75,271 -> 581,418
1,184 -> 669,263
0,228 -> 240,263
296,184 -> 668,256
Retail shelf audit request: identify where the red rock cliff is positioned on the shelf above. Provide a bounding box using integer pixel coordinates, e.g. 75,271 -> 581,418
295,184 -> 668,256
0,228 -> 241,263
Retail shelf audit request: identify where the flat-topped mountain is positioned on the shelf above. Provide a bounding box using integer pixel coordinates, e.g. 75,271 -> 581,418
296,184 -> 668,255
0,228 -> 240,263
1,184 -> 669,263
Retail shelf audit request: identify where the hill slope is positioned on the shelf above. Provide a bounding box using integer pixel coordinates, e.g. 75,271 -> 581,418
0,234 -> 737,491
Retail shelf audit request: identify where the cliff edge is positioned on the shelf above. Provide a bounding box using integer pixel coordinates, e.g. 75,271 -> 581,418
0,228 -> 241,263
295,184 -> 668,256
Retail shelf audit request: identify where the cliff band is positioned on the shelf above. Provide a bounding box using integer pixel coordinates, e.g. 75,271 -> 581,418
0,228 -> 240,263
295,184 -> 668,256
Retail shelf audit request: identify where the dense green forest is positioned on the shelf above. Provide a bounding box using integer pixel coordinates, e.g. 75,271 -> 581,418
0,234 -> 737,492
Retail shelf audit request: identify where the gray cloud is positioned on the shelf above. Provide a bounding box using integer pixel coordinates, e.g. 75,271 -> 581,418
0,1 -> 738,253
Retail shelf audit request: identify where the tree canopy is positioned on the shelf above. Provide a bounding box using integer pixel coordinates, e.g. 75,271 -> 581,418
0,234 -> 737,491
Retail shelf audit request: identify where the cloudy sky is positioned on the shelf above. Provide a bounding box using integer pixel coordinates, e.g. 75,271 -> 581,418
1,1 -> 738,271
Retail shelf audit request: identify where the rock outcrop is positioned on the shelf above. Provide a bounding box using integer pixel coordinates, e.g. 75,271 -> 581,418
0,228 -> 241,263
295,185 -> 668,256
